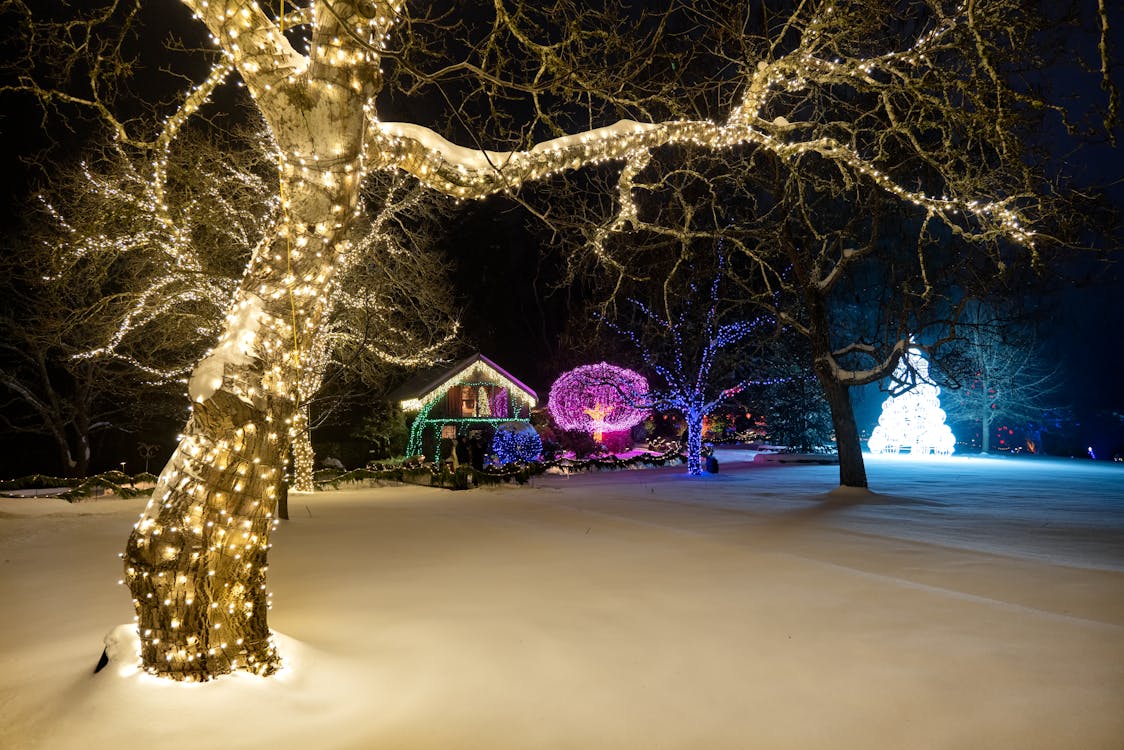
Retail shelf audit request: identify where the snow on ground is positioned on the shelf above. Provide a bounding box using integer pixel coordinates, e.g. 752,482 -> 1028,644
1,454 -> 1122,749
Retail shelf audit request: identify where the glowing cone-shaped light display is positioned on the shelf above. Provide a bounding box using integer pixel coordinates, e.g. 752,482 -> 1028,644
869,346 -> 956,456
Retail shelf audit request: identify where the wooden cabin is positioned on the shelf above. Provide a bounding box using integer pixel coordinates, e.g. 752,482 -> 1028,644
388,353 -> 538,462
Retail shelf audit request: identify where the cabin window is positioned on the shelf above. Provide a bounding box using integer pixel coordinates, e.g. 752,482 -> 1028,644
441,424 -> 457,439
492,388 -> 510,418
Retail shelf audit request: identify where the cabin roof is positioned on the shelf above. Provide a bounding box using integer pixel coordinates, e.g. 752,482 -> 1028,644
387,353 -> 538,408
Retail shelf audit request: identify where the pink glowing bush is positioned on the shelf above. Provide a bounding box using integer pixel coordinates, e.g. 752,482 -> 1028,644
548,363 -> 649,440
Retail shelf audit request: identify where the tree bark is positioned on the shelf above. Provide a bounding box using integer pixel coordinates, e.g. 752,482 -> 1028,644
52,430 -> 81,478
685,406 -> 704,476
124,388 -> 288,680
276,480 -> 290,522
816,372 -> 868,489
981,410 -> 992,454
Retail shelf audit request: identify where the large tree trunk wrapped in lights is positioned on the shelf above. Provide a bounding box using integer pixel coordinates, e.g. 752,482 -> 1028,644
124,388 -> 288,679
125,165 -> 361,678
124,176 -> 358,679
125,163 -> 363,678
124,90 -> 368,681
121,0 -> 374,679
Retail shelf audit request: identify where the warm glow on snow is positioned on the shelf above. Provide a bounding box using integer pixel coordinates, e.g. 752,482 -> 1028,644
2,454 -> 1122,749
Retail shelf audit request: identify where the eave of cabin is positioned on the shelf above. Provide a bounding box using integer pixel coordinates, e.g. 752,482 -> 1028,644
390,353 -> 537,413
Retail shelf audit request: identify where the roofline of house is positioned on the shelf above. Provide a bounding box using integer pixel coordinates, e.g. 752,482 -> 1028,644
389,352 -> 538,407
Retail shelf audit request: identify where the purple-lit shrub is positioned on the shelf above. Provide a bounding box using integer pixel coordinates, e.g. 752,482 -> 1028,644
557,429 -> 599,459
601,430 -> 633,454
548,363 -> 650,440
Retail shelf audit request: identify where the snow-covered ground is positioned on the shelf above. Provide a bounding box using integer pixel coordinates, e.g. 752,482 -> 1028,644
1,454 -> 1121,749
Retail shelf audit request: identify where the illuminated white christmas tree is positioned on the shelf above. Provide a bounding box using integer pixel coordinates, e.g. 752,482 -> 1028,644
868,346 -> 956,456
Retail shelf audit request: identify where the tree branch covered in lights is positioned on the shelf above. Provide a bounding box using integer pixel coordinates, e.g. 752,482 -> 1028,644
540,1 -> 1115,488
39,130 -> 460,495
50,131 -> 273,382
0,213 -> 183,479
2,0 -> 1115,680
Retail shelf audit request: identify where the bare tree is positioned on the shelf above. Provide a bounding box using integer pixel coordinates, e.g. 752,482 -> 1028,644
3,0 -> 1109,680
21,130 -> 460,496
941,303 -> 1063,453
0,228 -> 162,477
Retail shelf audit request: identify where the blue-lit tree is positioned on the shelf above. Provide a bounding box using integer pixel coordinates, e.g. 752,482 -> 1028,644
604,251 -> 766,476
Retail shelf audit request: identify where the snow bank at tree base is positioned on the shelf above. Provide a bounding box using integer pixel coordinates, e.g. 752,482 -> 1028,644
2,457 -> 1123,750
20,625 -> 384,750
89,626 -> 379,747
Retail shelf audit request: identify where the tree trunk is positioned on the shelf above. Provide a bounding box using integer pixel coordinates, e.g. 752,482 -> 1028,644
291,406 -> 315,494
980,411 -> 992,453
53,431 -> 80,478
47,411 -> 86,477
806,288 -> 869,488
817,373 -> 868,488
276,479 -> 289,523
685,407 -> 704,476
75,432 -> 90,479
124,135 -> 364,677
124,387 -> 289,680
